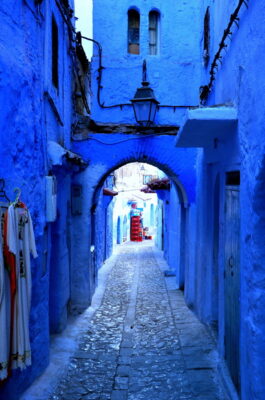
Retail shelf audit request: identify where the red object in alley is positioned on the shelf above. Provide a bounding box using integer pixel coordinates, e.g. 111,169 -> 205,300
130,216 -> 143,242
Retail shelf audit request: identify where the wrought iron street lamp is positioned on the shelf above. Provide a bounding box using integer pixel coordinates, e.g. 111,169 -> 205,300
131,60 -> 159,127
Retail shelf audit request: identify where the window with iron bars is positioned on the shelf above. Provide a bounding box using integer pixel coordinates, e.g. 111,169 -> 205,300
149,11 -> 159,55
128,9 -> 140,54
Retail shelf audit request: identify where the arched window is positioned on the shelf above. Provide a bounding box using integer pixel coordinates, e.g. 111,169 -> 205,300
128,9 -> 140,54
203,7 -> 210,66
149,11 -> 159,55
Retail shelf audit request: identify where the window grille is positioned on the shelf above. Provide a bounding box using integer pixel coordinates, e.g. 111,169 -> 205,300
128,9 -> 140,54
149,11 -> 159,55
52,15 -> 59,89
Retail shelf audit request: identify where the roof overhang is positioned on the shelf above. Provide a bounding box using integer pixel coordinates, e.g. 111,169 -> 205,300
147,178 -> 170,190
47,141 -> 88,171
175,107 -> 238,147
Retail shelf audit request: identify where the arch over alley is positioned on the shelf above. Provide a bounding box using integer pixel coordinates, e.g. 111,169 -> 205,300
70,133 -> 198,311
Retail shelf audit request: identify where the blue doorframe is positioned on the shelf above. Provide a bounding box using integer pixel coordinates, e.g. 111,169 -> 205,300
224,177 -> 240,392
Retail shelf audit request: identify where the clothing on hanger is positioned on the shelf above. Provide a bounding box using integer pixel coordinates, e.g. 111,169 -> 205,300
6,202 -> 37,371
0,185 -> 37,380
0,206 -> 10,381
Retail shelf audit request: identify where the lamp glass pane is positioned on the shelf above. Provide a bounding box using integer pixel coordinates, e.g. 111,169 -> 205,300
134,101 -> 151,124
149,101 -> 157,123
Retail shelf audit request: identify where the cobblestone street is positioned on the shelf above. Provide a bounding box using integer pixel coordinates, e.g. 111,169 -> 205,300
48,242 -> 227,400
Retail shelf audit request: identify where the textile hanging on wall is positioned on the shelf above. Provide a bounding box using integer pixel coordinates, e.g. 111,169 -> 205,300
0,207 -> 10,381
3,209 -> 16,377
6,203 -> 37,370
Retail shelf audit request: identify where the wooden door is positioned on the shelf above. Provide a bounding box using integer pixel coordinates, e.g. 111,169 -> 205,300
224,183 -> 240,391
212,174 -> 220,327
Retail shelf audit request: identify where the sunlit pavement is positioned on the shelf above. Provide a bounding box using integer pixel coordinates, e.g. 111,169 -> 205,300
32,242 -> 228,400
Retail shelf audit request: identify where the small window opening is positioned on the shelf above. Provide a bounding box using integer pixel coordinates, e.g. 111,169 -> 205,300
128,9 -> 140,54
143,175 -> 153,184
52,15 -> 59,89
149,11 -> 159,55
226,171 -> 240,186
203,7 -> 210,66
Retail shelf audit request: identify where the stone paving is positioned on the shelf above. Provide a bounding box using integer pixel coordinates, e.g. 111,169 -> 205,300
49,242 -> 228,400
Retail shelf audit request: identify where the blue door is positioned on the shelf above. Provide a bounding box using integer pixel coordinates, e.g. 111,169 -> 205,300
224,183 -> 240,392
212,174 -> 220,326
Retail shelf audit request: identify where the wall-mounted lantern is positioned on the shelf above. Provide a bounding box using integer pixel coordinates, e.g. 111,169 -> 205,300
131,60 -> 159,127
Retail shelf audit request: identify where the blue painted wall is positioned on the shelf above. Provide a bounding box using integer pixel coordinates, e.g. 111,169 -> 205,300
155,200 -> 163,251
94,177 -> 115,272
155,183 -> 188,290
49,172 -> 71,334
91,0 -> 202,126
0,2 -> 47,397
0,0 -> 77,398
194,1 -> 265,397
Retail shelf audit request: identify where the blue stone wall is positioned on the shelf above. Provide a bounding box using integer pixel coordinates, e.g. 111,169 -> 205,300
94,189 -> 114,273
106,201 -> 114,258
41,0 -> 75,335
49,173 -> 71,334
156,184 -> 188,290
92,0 -> 202,125
95,191 -> 106,271
155,201 -> 163,251
167,184 -> 183,288
0,0 -> 75,398
197,2 -> 265,397
0,2 -> 47,398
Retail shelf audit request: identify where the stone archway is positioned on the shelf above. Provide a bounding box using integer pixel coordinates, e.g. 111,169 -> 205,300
70,133 -> 198,309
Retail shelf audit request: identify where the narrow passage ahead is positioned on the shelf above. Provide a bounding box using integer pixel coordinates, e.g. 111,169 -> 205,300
50,242 -> 227,400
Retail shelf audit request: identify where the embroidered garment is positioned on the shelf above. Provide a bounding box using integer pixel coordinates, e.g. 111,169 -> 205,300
3,210 -> 16,377
6,204 -> 37,370
0,207 -> 10,380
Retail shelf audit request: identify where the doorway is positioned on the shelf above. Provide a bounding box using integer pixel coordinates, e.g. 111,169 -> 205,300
212,173 -> 220,329
224,171 -> 240,392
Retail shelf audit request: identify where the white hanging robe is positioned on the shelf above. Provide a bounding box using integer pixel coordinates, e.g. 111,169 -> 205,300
7,204 -> 37,370
0,207 -> 10,380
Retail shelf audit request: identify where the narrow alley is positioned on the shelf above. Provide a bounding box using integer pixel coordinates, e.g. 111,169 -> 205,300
2,1 -> 265,398
41,242 -> 226,400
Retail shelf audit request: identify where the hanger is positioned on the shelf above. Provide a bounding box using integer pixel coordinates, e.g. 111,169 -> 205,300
12,187 -> 22,206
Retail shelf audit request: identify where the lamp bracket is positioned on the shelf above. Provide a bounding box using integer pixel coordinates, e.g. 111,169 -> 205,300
142,60 -> 149,86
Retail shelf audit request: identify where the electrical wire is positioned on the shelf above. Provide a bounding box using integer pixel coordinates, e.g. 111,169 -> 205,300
81,35 -> 198,110
73,134 -> 157,145
200,0 -> 249,103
